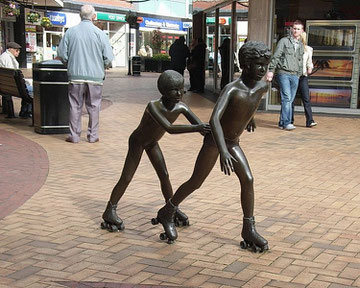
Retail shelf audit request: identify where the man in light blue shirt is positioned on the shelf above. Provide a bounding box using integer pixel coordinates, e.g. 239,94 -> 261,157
58,5 -> 114,143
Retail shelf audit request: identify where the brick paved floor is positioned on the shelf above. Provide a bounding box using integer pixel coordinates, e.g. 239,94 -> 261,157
0,69 -> 359,288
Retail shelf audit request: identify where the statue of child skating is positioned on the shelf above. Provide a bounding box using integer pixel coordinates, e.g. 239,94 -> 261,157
101,70 -> 210,235
153,41 -> 272,252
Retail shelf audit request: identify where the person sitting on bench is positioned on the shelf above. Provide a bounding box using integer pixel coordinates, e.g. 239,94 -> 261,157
0,41 -> 33,118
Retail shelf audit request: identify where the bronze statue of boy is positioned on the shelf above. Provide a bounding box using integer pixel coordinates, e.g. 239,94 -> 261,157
101,70 -> 210,232
153,41 -> 272,252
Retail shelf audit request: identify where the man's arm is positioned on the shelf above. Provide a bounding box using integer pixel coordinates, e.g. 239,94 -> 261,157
266,38 -> 285,81
209,88 -> 236,175
57,33 -> 69,63
148,102 -> 209,134
101,32 -> 114,68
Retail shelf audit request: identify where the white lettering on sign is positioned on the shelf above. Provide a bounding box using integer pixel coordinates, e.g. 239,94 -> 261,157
49,14 -> 65,24
144,19 -> 180,30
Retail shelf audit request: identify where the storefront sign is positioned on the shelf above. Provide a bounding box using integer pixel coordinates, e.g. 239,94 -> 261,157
183,22 -> 192,29
140,17 -> 184,31
46,12 -> 66,26
96,12 -> 126,22
206,17 -> 231,25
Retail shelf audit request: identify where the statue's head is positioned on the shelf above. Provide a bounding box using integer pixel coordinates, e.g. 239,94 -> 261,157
158,70 -> 184,102
239,41 -> 271,81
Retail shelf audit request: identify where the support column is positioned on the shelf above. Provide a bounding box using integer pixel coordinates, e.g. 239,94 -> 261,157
248,0 -> 274,47
248,0 -> 275,110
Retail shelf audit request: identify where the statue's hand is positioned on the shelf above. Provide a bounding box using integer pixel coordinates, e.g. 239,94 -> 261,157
246,119 -> 256,132
199,123 -> 211,135
220,151 -> 237,176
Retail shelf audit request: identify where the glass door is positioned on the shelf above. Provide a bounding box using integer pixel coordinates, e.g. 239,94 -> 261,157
44,30 -> 63,60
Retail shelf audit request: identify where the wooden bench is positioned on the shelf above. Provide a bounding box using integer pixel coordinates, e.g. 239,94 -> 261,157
0,67 -> 33,118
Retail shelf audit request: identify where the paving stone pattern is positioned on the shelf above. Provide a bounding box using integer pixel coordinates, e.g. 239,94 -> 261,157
0,69 -> 359,288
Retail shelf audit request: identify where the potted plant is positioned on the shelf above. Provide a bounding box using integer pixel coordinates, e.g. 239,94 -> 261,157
125,11 -> 139,29
40,16 -> 52,28
144,53 -> 171,73
26,11 -> 41,23
3,2 -> 20,17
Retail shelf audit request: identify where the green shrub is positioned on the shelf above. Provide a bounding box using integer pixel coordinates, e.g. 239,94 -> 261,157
152,54 -> 170,61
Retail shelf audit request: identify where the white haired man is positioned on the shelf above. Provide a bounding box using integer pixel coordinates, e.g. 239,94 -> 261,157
58,5 -> 114,143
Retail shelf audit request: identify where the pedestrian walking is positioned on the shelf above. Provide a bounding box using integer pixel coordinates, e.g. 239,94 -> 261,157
57,4 -> 114,143
291,31 -> 317,127
188,38 -> 207,93
266,20 -> 304,131
169,36 -> 190,76
219,38 -> 230,89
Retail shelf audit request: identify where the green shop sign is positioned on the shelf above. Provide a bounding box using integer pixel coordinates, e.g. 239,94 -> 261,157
206,17 -> 232,25
96,12 -> 126,22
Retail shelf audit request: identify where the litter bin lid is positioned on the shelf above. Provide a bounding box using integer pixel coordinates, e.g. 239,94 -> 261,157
33,60 -> 67,69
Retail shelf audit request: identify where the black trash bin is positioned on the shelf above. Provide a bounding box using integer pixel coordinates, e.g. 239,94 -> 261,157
33,60 -> 69,134
132,56 -> 141,76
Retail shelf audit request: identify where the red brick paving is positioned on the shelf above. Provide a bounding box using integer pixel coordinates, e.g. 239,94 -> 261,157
0,69 -> 359,287
0,128 -> 48,220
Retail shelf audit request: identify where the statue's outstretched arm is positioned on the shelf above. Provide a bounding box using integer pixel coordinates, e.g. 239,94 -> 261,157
148,102 -> 208,134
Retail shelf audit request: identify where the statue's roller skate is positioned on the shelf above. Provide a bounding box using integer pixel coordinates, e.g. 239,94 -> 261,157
240,216 -> 268,253
151,199 -> 178,244
175,208 -> 190,227
101,201 -> 125,232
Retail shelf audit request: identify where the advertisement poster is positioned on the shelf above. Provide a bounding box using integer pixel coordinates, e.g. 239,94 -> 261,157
309,86 -> 351,108
311,56 -> 353,80
25,32 -> 37,52
308,25 -> 356,51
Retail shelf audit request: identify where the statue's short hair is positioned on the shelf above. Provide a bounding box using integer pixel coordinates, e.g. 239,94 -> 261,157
80,5 -> 95,20
238,41 -> 271,69
158,70 -> 184,96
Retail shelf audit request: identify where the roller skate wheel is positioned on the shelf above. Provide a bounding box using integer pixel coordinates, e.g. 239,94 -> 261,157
260,244 -> 269,252
167,239 -> 174,244
183,219 -> 190,226
252,245 -> 260,253
109,224 -> 119,232
100,222 -> 107,229
159,232 -> 167,241
118,222 -> 125,231
151,218 -> 159,225
240,240 -> 248,249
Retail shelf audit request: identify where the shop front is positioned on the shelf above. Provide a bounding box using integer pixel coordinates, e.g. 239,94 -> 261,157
0,4 -> 18,53
269,0 -> 360,115
95,12 -> 128,67
139,17 -> 187,54
24,10 -> 128,68
195,0 -> 360,114
24,9 -> 70,66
